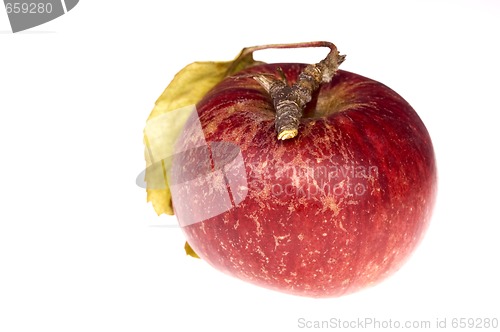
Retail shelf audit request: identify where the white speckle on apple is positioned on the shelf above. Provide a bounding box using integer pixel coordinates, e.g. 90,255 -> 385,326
273,234 -> 291,249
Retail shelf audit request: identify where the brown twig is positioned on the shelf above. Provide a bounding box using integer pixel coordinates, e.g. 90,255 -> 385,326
252,42 -> 345,140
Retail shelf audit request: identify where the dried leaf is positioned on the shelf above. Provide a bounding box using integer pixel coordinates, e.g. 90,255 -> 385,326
184,241 -> 200,259
143,49 -> 261,215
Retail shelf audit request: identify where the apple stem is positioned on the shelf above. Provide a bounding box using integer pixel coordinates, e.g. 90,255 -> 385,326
252,42 -> 345,140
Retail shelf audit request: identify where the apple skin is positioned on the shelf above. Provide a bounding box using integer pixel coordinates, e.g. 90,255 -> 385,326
169,63 -> 437,298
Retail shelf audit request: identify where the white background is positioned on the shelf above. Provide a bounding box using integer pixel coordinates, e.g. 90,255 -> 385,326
1,1 -> 499,331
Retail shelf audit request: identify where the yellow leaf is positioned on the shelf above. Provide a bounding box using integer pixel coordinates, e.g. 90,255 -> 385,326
184,241 -> 200,259
143,49 -> 261,215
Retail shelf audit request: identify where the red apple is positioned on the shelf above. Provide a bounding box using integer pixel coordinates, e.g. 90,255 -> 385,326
168,62 -> 437,297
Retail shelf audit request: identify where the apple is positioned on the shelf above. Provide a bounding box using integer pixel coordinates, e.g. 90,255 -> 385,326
167,56 -> 437,297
